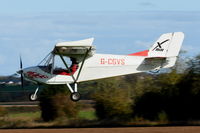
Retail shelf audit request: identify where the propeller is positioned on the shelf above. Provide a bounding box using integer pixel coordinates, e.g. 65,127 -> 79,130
19,56 -> 24,88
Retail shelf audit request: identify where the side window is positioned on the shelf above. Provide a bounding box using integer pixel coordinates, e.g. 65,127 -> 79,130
53,56 -> 79,75
38,53 -> 79,75
53,55 -> 71,70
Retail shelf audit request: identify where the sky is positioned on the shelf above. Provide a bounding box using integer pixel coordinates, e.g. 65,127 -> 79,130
0,0 -> 200,13
0,0 -> 200,75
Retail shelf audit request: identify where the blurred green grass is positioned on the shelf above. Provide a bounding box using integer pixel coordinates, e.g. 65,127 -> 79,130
7,112 -> 41,120
78,109 -> 97,120
5,109 -> 96,121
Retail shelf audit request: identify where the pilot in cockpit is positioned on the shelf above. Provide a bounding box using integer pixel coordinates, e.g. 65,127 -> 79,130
53,57 -> 79,75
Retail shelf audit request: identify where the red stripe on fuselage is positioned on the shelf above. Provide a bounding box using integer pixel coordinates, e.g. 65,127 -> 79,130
128,50 -> 149,56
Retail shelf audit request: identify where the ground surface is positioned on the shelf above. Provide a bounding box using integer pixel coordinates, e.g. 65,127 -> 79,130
0,126 -> 200,133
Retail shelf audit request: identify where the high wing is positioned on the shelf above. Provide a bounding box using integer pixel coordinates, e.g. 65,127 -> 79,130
52,38 -> 95,84
53,38 -> 95,59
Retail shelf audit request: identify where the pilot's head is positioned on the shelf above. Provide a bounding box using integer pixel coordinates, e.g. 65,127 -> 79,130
71,57 -> 78,64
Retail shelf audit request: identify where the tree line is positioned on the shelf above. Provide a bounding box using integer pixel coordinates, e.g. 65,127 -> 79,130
28,54 -> 200,122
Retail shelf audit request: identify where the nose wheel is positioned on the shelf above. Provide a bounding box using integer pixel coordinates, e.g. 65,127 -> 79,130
29,93 -> 38,101
29,86 -> 39,101
71,92 -> 81,102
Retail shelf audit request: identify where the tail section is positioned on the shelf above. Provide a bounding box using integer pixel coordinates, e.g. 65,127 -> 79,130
148,32 -> 184,57
133,32 -> 184,71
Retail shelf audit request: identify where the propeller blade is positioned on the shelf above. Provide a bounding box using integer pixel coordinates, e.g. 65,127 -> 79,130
19,56 -> 24,89
20,56 -> 23,69
20,74 -> 24,89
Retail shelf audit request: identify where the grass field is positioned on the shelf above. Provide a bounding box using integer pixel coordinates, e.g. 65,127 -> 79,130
1,106 -> 200,129
6,109 -> 96,120
0,106 -> 97,128
78,110 -> 96,120
7,112 -> 41,120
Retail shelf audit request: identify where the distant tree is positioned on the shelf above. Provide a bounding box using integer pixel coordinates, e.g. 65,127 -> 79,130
170,54 -> 200,120
39,85 -> 78,121
93,78 -> 133,121
132,54 -> 200,121
132,69 -> 184,121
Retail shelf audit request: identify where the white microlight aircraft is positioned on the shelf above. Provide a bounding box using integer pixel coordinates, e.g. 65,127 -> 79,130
18,32 -> 184,101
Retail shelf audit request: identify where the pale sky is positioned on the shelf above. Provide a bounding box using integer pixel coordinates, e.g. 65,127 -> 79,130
0,0 -> 199,13
0,0 -> 199,75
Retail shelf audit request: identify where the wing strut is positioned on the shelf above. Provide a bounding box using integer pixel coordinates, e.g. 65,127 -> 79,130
75,47 -> 92,82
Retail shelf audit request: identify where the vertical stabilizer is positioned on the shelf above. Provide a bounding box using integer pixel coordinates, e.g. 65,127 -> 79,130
148,32 -> 184,57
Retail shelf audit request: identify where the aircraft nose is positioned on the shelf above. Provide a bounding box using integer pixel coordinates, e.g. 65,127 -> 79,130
17,70 -> 23,74
17,67 -> 30,75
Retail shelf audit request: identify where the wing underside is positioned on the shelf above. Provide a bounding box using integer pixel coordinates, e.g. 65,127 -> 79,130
53,38 -> 95,58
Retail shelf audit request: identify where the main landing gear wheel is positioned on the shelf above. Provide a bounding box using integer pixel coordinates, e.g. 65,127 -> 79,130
70,92 -> 81,102
29,93 -> 38,101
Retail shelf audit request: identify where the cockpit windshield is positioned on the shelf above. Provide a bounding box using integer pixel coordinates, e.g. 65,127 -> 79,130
38,52 -> 54,73
38,52 -> 79,75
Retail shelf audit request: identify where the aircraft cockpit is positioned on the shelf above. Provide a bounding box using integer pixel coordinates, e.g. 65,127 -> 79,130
38,52 -> 79,75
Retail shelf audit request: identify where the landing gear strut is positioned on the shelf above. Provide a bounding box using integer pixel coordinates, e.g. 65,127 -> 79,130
66,83 -> 81,102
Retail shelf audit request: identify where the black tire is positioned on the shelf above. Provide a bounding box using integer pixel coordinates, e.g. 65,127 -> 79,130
70,92 -> 81,102
29,93 -> 38,101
